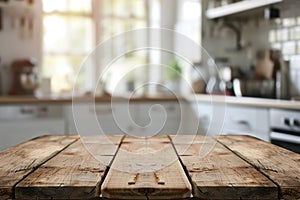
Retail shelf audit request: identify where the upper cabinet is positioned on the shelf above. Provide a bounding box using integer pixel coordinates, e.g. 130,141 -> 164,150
206,0 -> 283,19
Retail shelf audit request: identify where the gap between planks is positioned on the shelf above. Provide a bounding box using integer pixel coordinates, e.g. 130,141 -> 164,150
215,136 -> 281,189
0,135 -> 79,200
171,135 -> 278,200
167,135 -> 196,197
215,135 -> 300,200
12,135 -> 80,199
15,135 -> 124,199
101,135 -> 192,199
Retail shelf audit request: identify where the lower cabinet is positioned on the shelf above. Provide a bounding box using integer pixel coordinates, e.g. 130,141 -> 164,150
0,105 -> 65,150
222,106 -> 270,142
64,101 -> 196,136
192,102 -> 227,136
193,103 -> 270,142
134,102 -> 188,135
64,103 -> 134,135
0,101 -> 271,150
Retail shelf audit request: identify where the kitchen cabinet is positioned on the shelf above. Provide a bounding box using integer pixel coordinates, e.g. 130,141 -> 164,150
65,101 -> 195,136
134,102 -> 195,135
0,105 -> 64,150
64,103 -> 131,135
192,102 -> 213,135
222,105 -> 270,141
129,102 -> 172,136
178,102 -> 200,134
193,103 -> 269,141
192,102 -> 226,136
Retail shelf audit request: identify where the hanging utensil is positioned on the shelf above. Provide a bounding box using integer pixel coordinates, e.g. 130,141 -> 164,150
19,15 -> 26,39
0,8 -> 2,31
26,0 -> 35,38
28,15 -> 33,38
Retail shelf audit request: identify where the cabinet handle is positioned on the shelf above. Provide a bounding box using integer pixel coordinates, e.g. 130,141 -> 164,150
20,107 -> 34,114
236,120 -> 250,125
90,107 -> 113,114
38,106 -> 48,113
234,120 -> 252,130
167,106 -> 176,111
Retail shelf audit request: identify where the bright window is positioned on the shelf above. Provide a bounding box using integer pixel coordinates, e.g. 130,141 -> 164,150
97,0 -> 148,96
42,0 -> 94,94
42,0 -> 147,95
42,0 -> 202,95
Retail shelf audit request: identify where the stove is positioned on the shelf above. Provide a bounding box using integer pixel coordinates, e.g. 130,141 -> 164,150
270,109 -> 300,153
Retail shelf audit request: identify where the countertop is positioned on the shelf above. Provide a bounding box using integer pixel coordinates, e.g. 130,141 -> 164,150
186,94 -> 300,111
0,94 -> 299,110
1,134 -> 300,199
0,94 -> 182,104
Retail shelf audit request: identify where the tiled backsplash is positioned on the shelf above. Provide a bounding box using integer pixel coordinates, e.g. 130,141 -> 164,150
290,56 -> 300,97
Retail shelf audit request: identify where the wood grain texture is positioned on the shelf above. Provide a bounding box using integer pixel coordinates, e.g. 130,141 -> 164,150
216,135 -> 300,200
172,136 -> 278,199
15,135 -> 123,199
3,134 -> 300,199
101,135 -> 192,199
0,135 -> 78,200
170,135 -> 216,156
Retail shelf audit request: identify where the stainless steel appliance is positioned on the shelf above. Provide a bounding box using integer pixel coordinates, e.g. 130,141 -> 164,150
270,109 -> 300,153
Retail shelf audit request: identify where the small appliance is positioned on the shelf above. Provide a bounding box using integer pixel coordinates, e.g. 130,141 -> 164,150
9,58 -> 38,95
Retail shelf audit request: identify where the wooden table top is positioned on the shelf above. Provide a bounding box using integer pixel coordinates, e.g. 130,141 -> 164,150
0,134 -> 300,200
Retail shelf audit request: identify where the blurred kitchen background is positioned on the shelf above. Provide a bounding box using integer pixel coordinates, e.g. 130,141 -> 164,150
0,0 -> 299,99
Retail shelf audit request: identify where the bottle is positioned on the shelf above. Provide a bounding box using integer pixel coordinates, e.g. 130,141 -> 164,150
275,70 -> 281,99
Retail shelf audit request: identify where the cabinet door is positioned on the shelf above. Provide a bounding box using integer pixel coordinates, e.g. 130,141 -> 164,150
0,119 -> 65,150
0,105 -> 65,150
134,102 -> 182,135
177,103 -> 200,134
65,103 -> 136,135
223,106 -> 269,142
192,102 -> 226,136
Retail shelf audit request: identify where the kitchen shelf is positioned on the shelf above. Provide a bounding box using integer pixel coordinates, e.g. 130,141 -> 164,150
206,0 -> 283,19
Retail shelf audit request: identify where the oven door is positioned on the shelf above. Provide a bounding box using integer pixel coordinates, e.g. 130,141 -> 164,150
270,132 -> 300,154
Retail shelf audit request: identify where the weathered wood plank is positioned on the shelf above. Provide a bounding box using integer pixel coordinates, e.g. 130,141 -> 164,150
170,135 -> 212,144
0,135 -> 78,200
123,135 -> 171,143
171,136 -> 278,199
15,135 -> 123,199
170,135 -> 216,156
101,135 -> 192,199
216,135 -> 300,200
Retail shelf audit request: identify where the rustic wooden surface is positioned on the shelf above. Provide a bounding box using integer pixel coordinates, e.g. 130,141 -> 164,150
0,135 -> 78,200
15,135 -> 123,199
217,135 -> 300,200
172,135 -> 277,199
1,134 -> 300,199
101,135 -> 192,199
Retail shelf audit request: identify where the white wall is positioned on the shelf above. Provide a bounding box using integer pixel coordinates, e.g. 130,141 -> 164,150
0,1 -> 42,94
